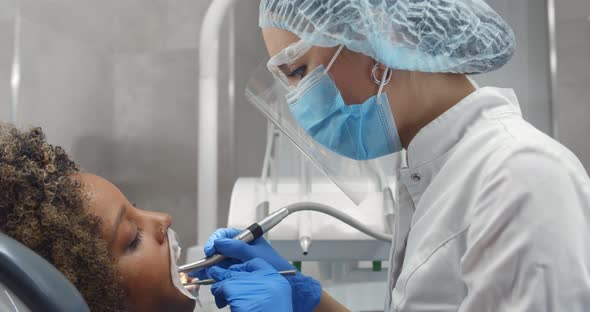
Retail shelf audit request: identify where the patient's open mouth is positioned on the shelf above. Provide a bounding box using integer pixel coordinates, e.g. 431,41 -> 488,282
167,229 -> 197,300
179,272 -> 188,284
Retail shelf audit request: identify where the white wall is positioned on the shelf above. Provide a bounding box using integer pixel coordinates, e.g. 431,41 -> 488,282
0,17 -> 14,120
555,0 -> 590,170
0,0 -> 266,249
479,0 -> 590,171
476,0 -> 552,134
0,0 -> 115,173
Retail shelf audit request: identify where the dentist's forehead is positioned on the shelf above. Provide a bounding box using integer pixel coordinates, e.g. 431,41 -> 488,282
262,28 -> 300,58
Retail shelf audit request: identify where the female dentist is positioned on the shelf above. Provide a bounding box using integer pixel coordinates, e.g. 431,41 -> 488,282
196,0 -> 590,311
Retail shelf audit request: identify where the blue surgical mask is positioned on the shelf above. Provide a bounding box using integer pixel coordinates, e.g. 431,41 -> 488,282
286,64 -> 402,160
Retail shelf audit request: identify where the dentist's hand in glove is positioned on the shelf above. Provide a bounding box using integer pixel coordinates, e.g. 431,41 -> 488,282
208,258 -> 293,312
191,228 -> 322,312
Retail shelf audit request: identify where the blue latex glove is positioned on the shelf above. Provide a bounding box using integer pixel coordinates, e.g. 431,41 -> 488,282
191,228 -> 322,312
209,258 -> 293,312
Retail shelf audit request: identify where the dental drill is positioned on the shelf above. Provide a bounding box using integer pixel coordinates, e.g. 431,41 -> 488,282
178,202 -> 393,273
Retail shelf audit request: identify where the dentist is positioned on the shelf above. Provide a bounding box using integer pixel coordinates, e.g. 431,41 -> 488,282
198,0 -> 590,311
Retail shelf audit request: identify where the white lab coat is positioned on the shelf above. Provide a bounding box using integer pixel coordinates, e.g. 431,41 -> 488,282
385,87 -> 590,311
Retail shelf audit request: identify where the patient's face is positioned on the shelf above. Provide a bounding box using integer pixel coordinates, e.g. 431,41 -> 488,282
77,173 -> 195,312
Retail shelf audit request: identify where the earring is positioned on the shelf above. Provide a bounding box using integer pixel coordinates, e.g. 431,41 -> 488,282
371,63 -> 392,86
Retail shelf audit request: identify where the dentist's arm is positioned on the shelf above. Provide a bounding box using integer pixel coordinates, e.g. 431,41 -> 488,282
314,291 -> 351,312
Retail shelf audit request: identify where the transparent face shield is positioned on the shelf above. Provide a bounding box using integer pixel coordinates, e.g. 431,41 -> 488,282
246,41 -> 400,205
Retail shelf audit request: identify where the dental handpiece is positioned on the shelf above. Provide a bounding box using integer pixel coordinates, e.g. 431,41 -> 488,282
178,207 -> 290,273
178,202 -> 393,274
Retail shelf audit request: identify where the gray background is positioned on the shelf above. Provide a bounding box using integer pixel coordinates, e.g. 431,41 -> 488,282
0,0 -> 588,249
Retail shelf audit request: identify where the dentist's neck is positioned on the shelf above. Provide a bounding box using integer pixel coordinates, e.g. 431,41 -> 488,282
385,71 -> 476,149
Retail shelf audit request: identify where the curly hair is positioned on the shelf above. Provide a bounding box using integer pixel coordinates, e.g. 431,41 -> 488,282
0,123 -> 126,311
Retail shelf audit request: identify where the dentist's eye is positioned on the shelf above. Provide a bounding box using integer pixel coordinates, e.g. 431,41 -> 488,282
287,65 -> 307,79
128,227 -> 143,251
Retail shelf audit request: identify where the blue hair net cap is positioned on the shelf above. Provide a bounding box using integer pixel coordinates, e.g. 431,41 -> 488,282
260,0 -> 516,74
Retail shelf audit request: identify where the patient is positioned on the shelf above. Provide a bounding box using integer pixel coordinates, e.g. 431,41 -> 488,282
0,123 -> 196,312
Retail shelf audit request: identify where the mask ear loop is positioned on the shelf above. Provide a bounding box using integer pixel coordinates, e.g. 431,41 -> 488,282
378,68 -> 390,96
325,45 -> 345,73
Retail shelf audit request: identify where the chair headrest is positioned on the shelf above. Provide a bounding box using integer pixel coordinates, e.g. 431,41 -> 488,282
0,232 -> 89,312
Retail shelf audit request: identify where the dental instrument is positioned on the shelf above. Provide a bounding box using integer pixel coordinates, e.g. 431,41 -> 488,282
178,202 -> 393,273
182,270 -> 297,286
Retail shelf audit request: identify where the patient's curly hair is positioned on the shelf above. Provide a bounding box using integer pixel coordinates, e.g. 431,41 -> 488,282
0,123 -> 126,311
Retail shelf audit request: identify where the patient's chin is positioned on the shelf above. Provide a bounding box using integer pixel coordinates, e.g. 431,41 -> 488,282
170,291 -> 197,312
127,294 -> 195,312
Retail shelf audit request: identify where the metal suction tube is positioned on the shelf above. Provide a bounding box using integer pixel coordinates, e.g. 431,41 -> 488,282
183,270 -> 298,286
178,202 -> 393,273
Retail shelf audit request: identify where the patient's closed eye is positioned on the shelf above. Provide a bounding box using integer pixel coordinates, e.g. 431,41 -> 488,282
128,227 -> 143,252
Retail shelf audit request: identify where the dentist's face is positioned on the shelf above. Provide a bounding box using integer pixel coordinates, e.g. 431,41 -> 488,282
77,173 -> 195,312
261,27 -> 380,105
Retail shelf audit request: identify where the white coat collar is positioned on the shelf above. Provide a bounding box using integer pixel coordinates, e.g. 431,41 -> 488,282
406,87 -> 522,169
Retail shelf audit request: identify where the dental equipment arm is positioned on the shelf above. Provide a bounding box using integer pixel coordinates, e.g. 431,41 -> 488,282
178,202 -> 393,273
286,202 -> 393,242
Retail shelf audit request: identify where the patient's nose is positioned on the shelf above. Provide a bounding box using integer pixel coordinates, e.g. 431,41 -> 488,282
148,211 -> 172,244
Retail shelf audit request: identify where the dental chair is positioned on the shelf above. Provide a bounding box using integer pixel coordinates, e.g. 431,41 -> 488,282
0,232 -> 89,312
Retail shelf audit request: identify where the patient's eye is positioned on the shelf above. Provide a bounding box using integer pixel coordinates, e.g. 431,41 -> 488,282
128,227 -> 143,251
